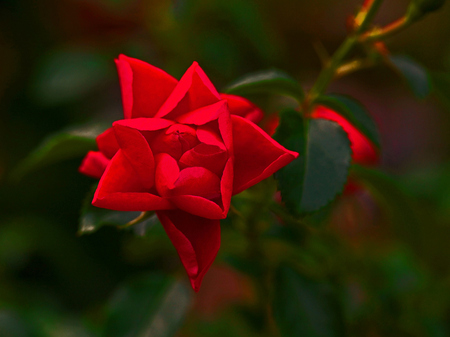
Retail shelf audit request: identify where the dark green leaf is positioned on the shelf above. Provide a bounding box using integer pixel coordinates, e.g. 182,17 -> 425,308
12,124 -> 106,180
79,185 -> 159,235
272,266 -> 345,337
103,273 -> 192,337
224,69 -> 304,102
350,165 -> 422,242
0,310 -> 34,337
388,55 -> 431,99
274,109 -> 352,215
315,94 -> 381,149
431,72 -> 450,109
31,49 -> 111,106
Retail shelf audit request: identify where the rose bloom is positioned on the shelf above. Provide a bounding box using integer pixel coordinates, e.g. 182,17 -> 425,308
79,55 -> 298,291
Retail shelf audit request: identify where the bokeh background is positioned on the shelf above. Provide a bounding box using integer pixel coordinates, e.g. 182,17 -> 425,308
1,0 -> 450,336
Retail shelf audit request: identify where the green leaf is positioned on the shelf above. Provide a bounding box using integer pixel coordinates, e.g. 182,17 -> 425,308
0,310 -> 34,337
274,109 -> 352,215
388,55 -> 431,99
431,72 -> 450,109
315,94 -> 381,149
224,69 -> 304,102
272,266 -> 345,337
12,124 -> 106,180
79,185 -> 159,235
31,49 -> 111,106
103,273 -> 192,337
350,165 -> 422,242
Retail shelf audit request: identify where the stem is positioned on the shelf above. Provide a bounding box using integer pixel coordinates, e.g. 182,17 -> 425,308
307,0 -> 384,103
119,211 -> 153,228
362,16 -> 413,42
334,58 -> 376,79
355,0 -> 384,34
308,37 -> 358,102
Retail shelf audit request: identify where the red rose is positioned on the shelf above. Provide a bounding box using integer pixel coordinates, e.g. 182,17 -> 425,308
79,55 -> 298,291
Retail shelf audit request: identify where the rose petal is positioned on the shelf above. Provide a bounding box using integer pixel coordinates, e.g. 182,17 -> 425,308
96,128 -> 120,159
197,123 -> 226,151
155,62 -> 221,119
218,109 -> 233,152
115,54 -> 178,119
155,153 -> 180,197
113,118 -> 174,131
221,94 -> 264,124
176,100 -> 228,126
172,167 -> 221,199
156,209 -> 220,292
150,124 -> 198,160
93,151 -> 172,211
79,151 -> 110,179
231,115 -> 298,195
220,157 -> 233,217
312,106 -> 379,165
179,144 -> 228,176
171,195 -> 225,219
113,124 -> 155,189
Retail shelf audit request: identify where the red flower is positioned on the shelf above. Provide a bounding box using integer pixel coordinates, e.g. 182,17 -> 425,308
79,55 -> 298,291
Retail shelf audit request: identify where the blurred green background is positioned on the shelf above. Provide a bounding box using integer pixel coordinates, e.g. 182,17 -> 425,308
1,0 -> 450,336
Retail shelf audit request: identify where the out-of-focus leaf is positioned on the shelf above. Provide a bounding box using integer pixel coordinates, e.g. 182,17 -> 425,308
0,310 -> 33,337
102,273 -> 192,337
272,266 -> 345,337
274,109 -> 352,215
12,124 -> 106,180
315,94 -> 381,149
388,55 -> 431,99
224,69 -> 304,102
431,72 -> 450,109
350,165 -> 423,244
79,185 -> 159,235
31,49 -> 111,106
181,311 -> 260,337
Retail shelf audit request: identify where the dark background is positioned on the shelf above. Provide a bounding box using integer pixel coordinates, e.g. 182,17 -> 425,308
1,0 -> 450,336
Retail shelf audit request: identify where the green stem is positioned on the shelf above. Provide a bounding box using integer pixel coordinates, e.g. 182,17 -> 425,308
355,0 -> 384,34
119,211 -> 153,228
362,16 -> 413,42
307,0 -> 385,103
308,36 -> 358,102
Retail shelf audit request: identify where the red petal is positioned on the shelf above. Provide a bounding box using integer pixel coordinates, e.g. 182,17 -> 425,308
154,153 -> 180,197
79,151 -> 110,179
231,115 -> 298,195
171,195 -> 226,219
113,124 -> 155,189
197,123 -> 226,151
93,151 -> 173,211
220,157 -> 233,217
113,118 -> 174,131
172,167 -> 221,199
155,62 -> 221,119
157,210 -> 220,292
115,54 -> 177,119
179,144 -> 228,176
221,94 -> 264,124
96,128 -> 120,159
312,106 -> 379,165
218,109 -> 233,152
175,100 -> 227,126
